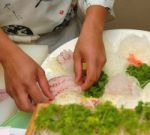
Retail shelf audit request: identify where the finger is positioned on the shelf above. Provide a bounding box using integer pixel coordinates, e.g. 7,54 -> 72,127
73,52 -> 82,84
81,61 -> 99,91
96,63 -> 103,80
26,81 -> 48,104
13,89 -> 35,112
5,88 -> 13,98
37,69 -> 53,100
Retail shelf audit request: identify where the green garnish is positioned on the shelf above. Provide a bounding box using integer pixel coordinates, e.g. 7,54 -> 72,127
95,102 -> 121,135
35,104 -> 94,135
35,102 -> 150,135
121,108 -> 140,135
126,64 -> 150,88
84,71 -> 108,98
35,104 -> 61,132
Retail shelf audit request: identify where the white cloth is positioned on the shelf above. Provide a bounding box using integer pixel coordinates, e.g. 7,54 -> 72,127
34,16 -> 81,53
78,0 -> 114,14
0,0 -> 114,35
0,0 -> 114,52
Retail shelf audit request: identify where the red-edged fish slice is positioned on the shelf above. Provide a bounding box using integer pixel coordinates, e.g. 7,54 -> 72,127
128,54 -> 143,66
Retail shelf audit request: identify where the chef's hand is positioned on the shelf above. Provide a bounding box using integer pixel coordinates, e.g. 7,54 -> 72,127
74,30 -> 106,90
74,5 -> 107,90
0,30 -> 52,112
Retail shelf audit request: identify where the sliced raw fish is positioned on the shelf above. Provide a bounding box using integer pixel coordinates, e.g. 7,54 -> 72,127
48,75 -> 81,104
102,74 -> 141,108
57,50 -> 74,75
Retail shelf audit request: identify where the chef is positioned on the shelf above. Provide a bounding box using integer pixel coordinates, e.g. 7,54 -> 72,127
0,0 -> 114,112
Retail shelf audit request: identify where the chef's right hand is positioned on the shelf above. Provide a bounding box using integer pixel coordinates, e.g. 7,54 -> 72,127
2,48 -> 51,111
2,48 -> 53,112
0,29 -> 52,112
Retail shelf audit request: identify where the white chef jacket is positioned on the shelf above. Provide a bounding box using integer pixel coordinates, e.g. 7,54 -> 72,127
0,0 -> 114,45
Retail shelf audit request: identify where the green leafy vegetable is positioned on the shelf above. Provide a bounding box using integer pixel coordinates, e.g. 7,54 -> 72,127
126,64 -> 150,88
84,71 -> 108,98
121,108 -> 140,135
135,102 -> 150,134
95,102 -> 121,135
34,102 -> 150,135
35,104 -> 61,132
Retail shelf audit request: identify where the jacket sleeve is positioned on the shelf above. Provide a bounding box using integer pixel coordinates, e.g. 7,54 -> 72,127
84,0 -> 114,12
77,0 -> 115,21
78,0 -> 115,15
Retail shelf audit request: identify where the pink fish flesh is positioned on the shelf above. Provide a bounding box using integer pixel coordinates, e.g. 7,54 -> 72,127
57,50 -> 74,74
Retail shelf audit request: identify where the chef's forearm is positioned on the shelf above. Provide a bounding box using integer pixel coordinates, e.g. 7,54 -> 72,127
81,5 -> 108,35
0,29 -> 18,64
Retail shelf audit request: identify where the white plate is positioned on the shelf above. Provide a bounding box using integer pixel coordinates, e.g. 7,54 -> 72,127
41,29 -> 150,108
42,29 -> 150,71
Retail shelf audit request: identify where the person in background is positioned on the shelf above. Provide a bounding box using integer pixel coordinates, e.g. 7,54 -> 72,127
0,0 -> 114,112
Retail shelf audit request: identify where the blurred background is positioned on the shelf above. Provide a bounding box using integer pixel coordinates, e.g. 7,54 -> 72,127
105,0 -> 150,31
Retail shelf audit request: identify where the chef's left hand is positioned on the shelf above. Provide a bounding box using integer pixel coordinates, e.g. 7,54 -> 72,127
73,5 -> 107,90
74,29 -> 106,90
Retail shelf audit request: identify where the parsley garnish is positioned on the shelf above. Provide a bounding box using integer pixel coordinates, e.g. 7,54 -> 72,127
126,64 -> 150,88
84,71 -> 108,98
